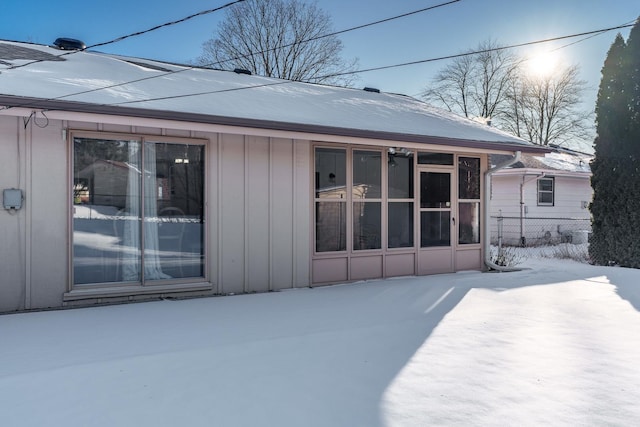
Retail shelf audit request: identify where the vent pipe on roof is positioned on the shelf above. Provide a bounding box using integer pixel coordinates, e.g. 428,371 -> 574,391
234,68 -> 252,75
53,38 -> 86,50
363,87 -> 380,93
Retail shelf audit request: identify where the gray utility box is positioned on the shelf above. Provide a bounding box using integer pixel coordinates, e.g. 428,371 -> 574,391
3,188 -> 23,210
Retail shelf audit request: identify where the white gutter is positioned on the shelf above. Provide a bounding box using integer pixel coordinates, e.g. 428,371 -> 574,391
484,151 -> 523,272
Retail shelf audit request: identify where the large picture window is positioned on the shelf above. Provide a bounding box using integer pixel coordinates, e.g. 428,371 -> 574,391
72,136 -> 205,286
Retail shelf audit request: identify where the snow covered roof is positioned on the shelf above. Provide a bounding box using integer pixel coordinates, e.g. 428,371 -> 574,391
492,146 -> 592,175
0,40 -> 542,152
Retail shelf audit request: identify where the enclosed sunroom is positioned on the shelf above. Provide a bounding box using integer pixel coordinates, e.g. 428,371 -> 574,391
0,40 -> 543,312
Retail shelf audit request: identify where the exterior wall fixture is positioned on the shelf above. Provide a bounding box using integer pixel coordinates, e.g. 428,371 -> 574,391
3,188 -> 23,210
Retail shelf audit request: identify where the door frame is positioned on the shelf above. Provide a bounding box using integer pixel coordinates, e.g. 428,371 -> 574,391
417,166 -> 456,275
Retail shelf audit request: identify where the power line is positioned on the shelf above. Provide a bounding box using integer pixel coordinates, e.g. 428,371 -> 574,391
5,0 -> 245,71
2,18 -> 634,111
87,0 -> 246,50
321,23 -> 636,79
548,18 -> 638,53
206,0 -> 461,69
103,22 -> 638,107
1,0 -> 463,107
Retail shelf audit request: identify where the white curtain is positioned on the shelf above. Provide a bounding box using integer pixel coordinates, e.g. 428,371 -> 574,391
122,141 -> 171,281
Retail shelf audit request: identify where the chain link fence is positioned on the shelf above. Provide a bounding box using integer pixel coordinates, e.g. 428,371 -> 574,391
490,215 -> 592,247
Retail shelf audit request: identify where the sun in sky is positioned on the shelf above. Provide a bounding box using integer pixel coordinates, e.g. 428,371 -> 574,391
525,49 -> 562,77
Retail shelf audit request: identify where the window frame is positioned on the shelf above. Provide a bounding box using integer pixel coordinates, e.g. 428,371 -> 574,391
457,156 -> 481,245
537,177 -> 555,206
68,130 -> 208,290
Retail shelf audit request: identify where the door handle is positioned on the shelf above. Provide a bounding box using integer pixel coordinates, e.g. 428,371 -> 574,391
452,217 -> 455,225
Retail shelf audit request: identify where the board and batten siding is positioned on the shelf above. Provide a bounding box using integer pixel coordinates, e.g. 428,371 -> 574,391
0,112 -> 312,312
0,116 -> 68,312
216,133 -> 311,294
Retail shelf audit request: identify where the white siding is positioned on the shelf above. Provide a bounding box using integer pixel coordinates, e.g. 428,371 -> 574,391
490,172 -> 592,245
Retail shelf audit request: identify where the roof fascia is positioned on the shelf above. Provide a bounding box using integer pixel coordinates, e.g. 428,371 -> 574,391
493,167 -> 591,178
0,95 -> 548,154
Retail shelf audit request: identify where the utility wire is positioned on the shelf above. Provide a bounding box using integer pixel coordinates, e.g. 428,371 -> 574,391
321,23 -> 636,79
1,19 -> 634,110
0,0 -> 462,107
548,18 -> 638,53
104,22 -> 638,107
206,0 -> 461,69
4,0 -> 245,71
87,0 -> 245,50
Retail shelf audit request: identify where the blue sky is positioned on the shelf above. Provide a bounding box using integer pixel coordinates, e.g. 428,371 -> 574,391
0,0 -> 637,112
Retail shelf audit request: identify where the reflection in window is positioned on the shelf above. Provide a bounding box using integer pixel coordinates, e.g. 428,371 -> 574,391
353,150 -> 381,199
458,202 -> 480,244
388,202 -> 414,248
315,148 -> 346,199
353,202 -> 381,250
388,155 -> 413,199
316,202 -> 346,252
421,211 -> 451,247
459,157 -> 480,200
417,152 -> 454,165
72,137 -> 204,285
420,172 -> 451,208
458,157 -> 481,245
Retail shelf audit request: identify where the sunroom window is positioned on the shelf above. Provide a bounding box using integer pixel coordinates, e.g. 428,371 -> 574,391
458,157 -> 481,244
388,154 -> 414,248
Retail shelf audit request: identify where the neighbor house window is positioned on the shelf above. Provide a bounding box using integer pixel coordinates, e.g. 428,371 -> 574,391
538,177 -> 554,206
458,157 -> 481,244
72,136 -> 205,286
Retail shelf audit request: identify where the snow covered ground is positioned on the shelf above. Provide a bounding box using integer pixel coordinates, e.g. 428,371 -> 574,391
1,255 -> 640,426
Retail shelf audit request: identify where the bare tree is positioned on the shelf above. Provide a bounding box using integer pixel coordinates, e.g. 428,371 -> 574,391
422,40 -> 519,122
502,65 -> 591,146
197,0 -> 358,85
422,40 -> 591,146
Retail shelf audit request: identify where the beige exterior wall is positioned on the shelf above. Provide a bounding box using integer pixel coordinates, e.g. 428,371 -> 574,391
0,113 -> 311,312
216,133 -> 310,294
0,108 -> 501,312
0,116 -> 69,311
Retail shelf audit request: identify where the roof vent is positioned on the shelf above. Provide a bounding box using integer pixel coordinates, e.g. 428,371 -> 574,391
53,38 -> 86,50
234,68 -> 252,75
363,87 -> 380,93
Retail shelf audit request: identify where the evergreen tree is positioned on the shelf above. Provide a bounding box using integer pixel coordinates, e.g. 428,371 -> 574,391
590,19 -> 640,267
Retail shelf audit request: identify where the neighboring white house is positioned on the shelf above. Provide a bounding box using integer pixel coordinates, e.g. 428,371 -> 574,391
0,40 -> 544,312
490,146 -> 593,246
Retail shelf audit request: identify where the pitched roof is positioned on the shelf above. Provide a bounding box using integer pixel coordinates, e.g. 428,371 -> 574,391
0,40 -> 543,152
492,146 -> 592,175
